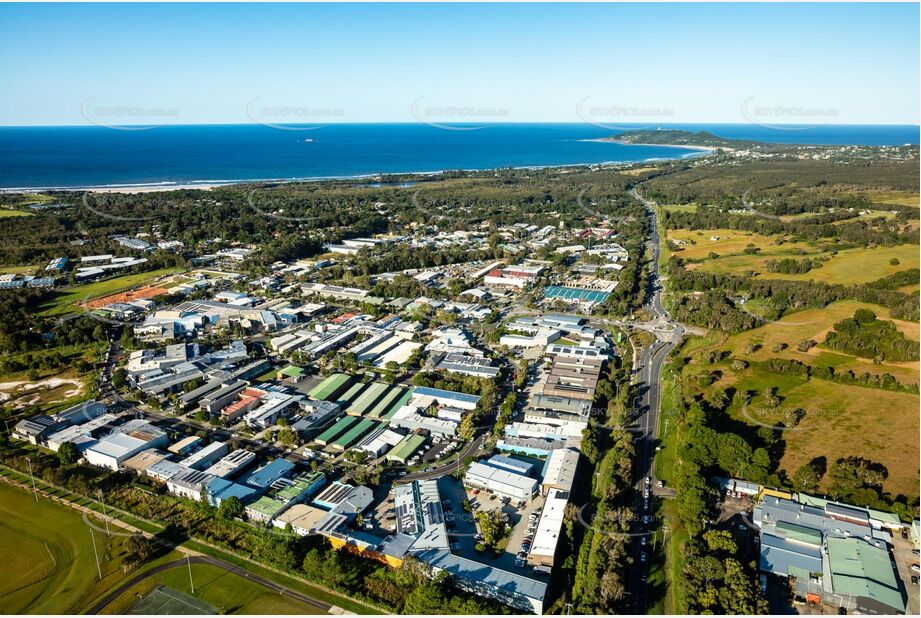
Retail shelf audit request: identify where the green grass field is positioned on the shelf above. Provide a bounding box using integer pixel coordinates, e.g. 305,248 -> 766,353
675,327 -> 920,497
725,368 -> 918,497
36,268 -> 183,316
728,300 -> 919,385
0,209 -> 33,218
865,191 -> 920,208
101,563 -> 328,615
670,227 -> 919,286
0,482 -> 138,614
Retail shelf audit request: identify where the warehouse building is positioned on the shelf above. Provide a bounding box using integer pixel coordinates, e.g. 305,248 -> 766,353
179,441 -> 229,470
465,461 -> 539,502
527,489 -> 568,568
385,433 -> 427,463
84,420 -> 169,471
204,449 -> 256,478
541,448 -> 580,494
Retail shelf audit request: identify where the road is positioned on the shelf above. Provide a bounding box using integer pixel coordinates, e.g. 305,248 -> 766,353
626,185 -> 684,613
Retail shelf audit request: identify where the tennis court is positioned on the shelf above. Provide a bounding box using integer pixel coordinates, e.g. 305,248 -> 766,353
128,585 -> 216,615
544,285 -> 611,303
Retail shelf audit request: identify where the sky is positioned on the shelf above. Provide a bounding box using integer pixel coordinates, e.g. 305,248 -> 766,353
0,2 -> 918,126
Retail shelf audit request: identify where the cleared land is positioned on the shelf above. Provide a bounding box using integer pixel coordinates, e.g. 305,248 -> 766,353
36,268 -> 183,316
727,369 -> 918,498
865,191 -> 921,207
675,329 -> 920,497
0,209 -> 33,218
0,482 -> 137,614
669,227 -> 919,285
100,563 -> 327,615
730,300 -> 919,385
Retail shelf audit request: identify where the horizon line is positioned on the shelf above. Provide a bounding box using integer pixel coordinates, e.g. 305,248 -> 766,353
1,121 -> 920,130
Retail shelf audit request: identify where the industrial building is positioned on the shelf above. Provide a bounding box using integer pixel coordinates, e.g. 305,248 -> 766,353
179,441 -> 229,470
204,449 -> 256,478
541,448 -> 580,494
527,489 -> 568,568
754,495 -> 904,614
84,420 -> 169,471
464,460 -> 539,502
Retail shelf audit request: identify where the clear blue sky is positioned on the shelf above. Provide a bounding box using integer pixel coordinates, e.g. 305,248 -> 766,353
1,2 -> 918,126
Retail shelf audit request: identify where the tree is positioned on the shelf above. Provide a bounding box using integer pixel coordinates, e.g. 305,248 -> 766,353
58,441 -> 79,465
791,462 -> 822,493
277,428 -> 298,447
217,496 -> 244,520
122,534 -> 156,572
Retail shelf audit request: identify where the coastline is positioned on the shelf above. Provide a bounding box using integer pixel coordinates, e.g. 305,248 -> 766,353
581,137 -> 726,153
0,151 -> 716,195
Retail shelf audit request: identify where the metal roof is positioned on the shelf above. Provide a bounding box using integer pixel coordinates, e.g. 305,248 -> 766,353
826,537 -> 905,613
759,532 -> 823,577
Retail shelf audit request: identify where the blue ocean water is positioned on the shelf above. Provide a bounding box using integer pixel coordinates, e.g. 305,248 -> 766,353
0,123 -> 917,190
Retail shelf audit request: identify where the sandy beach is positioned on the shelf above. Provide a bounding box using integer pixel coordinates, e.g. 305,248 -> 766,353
583,137 -> 725,153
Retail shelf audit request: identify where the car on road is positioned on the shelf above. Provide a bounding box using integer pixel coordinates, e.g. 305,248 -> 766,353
450,542 -> 460,550
640,536 -> 647,546
642,515 -> 650,524
640,552 -> 647,562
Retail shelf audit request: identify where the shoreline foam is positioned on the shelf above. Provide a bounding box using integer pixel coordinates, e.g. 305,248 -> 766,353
0,149 -> 715,195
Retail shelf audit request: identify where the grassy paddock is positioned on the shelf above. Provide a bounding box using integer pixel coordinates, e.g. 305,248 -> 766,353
727,300 -> 919,385
668,227 -> 919,286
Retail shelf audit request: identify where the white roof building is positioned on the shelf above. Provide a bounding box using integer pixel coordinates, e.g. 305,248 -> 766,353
541,448 -> 580,494
527,489 -> 569,567
464,461 -> 538,502
84,420 -> 169,471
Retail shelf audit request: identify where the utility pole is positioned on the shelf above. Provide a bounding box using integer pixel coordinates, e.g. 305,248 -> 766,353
89,529 -> 103,580
98,489 -> 111,536
186,554 -> 195,594
26,457 -> 38,502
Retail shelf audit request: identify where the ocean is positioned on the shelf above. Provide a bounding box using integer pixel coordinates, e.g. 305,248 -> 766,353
0,123 -> 917,190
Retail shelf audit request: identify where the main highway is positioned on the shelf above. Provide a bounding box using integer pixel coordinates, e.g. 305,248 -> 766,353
626,185 -> 684,613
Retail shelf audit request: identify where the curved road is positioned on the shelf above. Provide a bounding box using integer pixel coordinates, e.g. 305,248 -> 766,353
86,555 -> 336,615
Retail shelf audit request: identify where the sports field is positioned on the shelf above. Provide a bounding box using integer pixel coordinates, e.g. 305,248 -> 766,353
0,482 -> 136,614
36,268 -> 183,316
101,563 -> 327,615
128,585 -> 217,614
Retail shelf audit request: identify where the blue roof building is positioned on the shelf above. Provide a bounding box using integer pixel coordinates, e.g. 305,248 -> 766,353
246,458 -> 295,490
